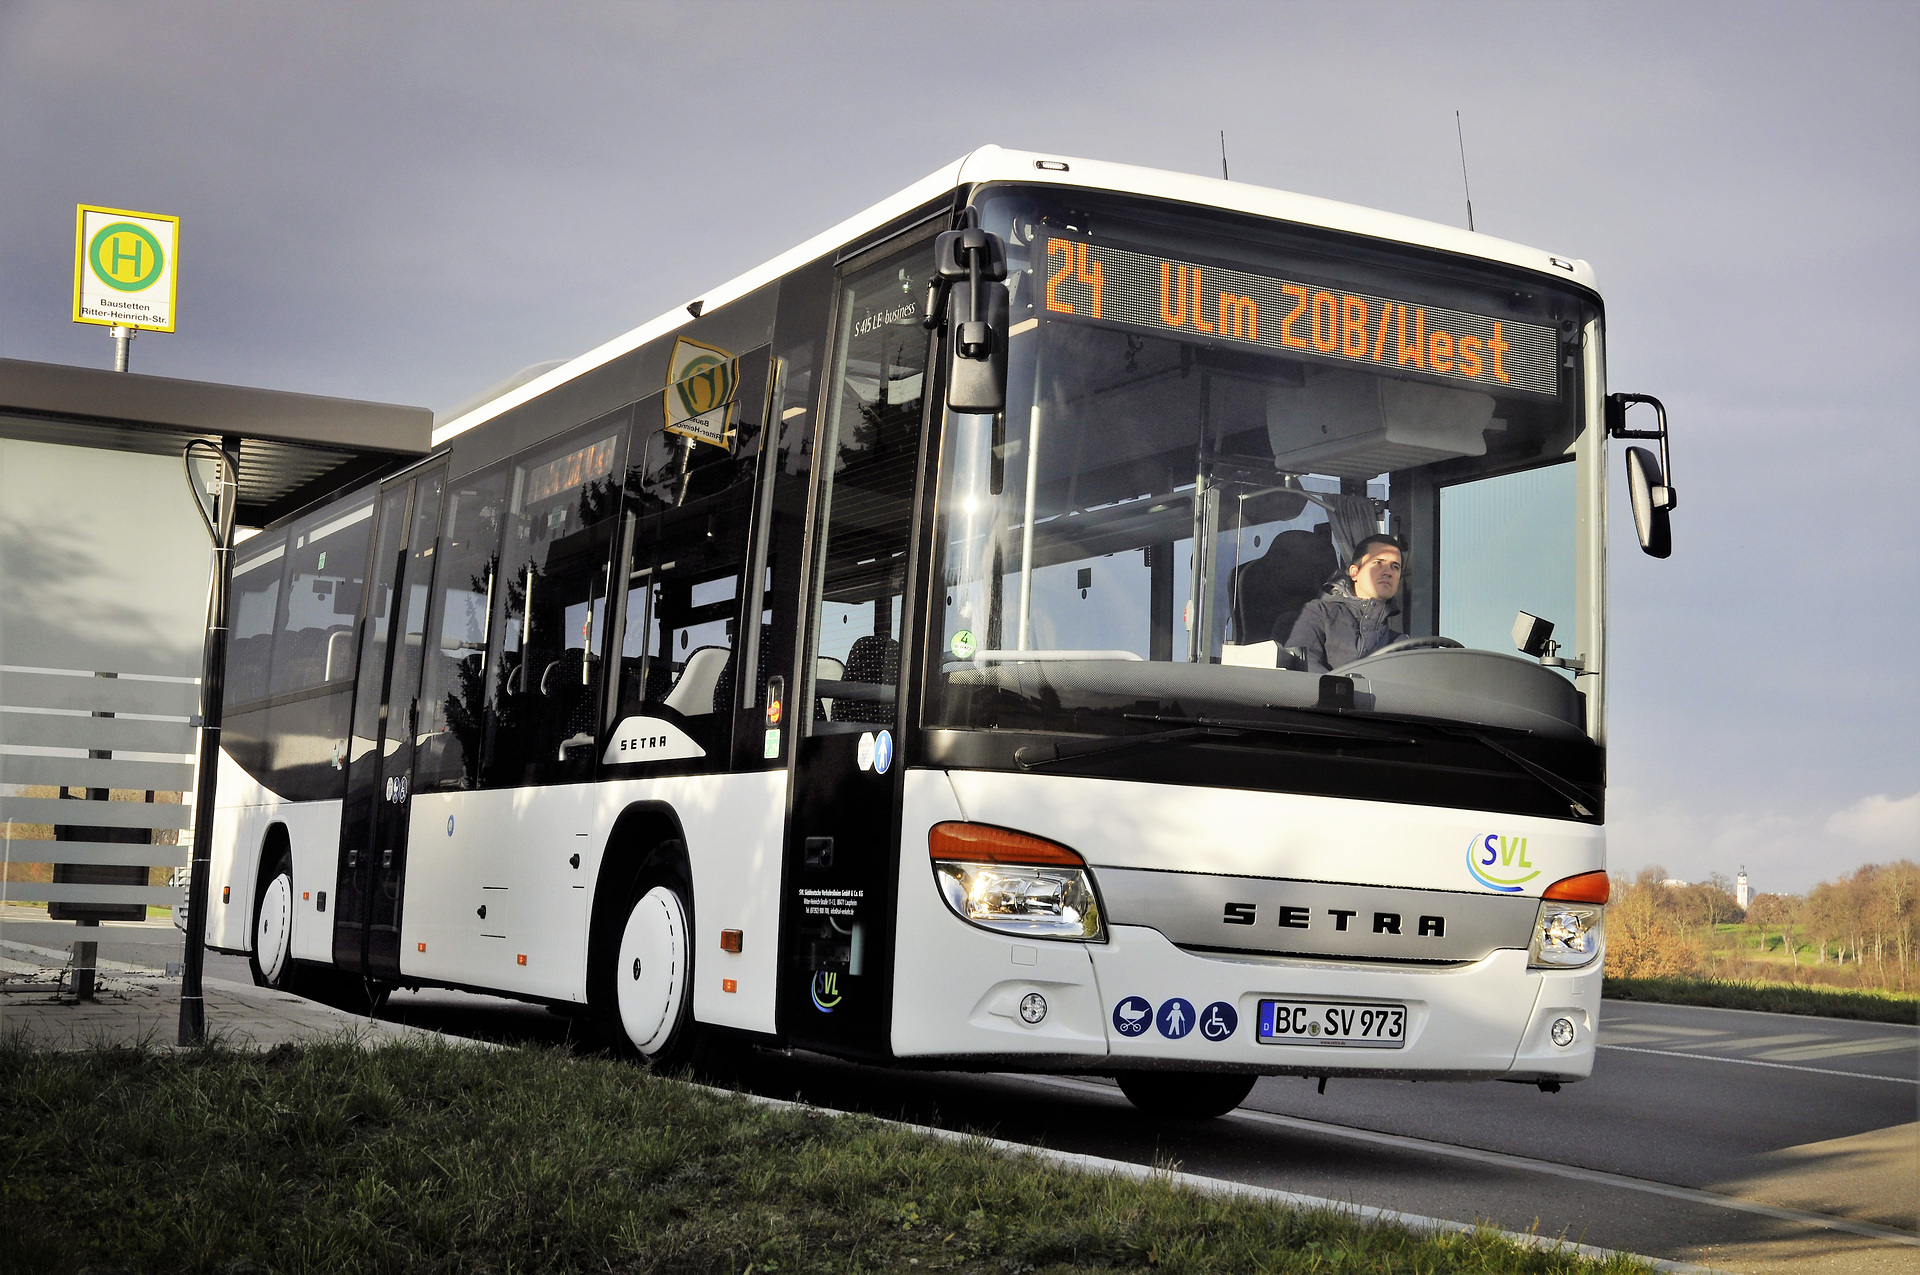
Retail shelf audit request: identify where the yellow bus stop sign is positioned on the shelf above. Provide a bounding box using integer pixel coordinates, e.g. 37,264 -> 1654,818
73,205 -> 179,332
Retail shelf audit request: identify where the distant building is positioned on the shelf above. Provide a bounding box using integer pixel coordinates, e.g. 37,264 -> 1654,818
1736,867 -> 1750,910
1659,878 -> 1689,888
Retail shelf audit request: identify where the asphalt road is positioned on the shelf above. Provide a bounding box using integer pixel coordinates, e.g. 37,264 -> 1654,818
206,951 -> 1917,1274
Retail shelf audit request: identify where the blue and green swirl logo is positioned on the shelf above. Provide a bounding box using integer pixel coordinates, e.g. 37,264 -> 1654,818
1466,832 -> 1540,893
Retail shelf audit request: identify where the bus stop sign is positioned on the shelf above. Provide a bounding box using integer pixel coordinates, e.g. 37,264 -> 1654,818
73,205 -> 179,332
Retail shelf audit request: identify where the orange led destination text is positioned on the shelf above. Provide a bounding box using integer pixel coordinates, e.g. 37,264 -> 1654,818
1040,237 -> 1539,392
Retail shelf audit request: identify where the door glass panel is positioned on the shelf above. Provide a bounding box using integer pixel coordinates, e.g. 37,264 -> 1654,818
416,464 -> 508,790
345,484 -> 413,806
381,473 -> 444,809
804,248 -> 934,732
484,418 -> 626,786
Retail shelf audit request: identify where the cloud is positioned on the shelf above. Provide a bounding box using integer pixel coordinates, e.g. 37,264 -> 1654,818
1824,792 -> 1920,851
1608,786 -> 1917,896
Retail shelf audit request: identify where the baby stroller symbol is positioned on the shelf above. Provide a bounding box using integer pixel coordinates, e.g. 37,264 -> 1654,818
1200,1001 -> 1239,1041
1112,996 -> 1153,1037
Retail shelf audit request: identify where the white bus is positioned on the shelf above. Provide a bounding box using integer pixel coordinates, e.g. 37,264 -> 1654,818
207,147 -> 1673,1117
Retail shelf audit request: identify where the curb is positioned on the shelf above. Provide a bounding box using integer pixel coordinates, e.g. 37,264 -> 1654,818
700,1081 -> 1724,1274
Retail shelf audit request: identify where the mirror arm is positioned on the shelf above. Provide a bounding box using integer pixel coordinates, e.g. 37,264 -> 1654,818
1607,392 -> 1675,511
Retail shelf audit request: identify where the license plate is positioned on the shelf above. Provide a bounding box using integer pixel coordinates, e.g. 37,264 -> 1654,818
1257,1000 -> 1406,1048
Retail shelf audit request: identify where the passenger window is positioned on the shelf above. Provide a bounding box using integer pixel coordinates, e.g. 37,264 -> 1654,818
227,531 -> 287,706
415,464 -> 508,790
484,416 -> 627,787
804,244 -> 935,732
610,365 -> 768,767
271,493 -> 375,698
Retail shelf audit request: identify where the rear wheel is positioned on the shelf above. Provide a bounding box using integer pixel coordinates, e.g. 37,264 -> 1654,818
1116,1071 -> 1258,1119
249,850 -> 295,990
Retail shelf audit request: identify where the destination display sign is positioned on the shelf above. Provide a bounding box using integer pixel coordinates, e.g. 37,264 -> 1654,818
1040,237 -> 1558,397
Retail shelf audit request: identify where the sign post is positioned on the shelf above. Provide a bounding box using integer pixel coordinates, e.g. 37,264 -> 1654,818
73,205 -> 179,372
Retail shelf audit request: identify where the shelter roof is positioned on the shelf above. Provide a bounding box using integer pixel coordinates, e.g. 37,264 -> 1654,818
0,358 -> 431,526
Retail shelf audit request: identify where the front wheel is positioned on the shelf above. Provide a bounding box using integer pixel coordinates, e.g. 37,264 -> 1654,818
249,851 -> 295,990
608,882 -> 701,1069
1117,1071 -> 1258,1119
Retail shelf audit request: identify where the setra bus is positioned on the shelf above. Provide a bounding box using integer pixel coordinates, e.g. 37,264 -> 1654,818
205,146 -> 1675,1116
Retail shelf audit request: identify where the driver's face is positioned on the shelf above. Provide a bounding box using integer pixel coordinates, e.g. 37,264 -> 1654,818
1350,546 -> 1403,600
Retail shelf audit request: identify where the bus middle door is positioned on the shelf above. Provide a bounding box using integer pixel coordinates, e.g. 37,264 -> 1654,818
334,468 -> 445,982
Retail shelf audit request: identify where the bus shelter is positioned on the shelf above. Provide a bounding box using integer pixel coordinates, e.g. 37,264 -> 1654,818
0,357 -> 429,1003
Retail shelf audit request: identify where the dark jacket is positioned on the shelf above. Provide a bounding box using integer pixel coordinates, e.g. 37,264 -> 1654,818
1279,578 -> 1401,673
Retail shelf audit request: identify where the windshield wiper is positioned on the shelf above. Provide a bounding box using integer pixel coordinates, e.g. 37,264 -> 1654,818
1125,711 -> 1418,745
1013,713 -> 1415,771
1429,723 -> 1598,819
1307,704 -> 1598,819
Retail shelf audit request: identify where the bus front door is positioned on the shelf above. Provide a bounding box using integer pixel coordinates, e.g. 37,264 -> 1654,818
778,230 -> 941,1056
333,467 -> 445,982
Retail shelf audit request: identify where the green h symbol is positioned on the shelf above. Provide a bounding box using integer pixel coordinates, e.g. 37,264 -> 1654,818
110,234 -> 144,277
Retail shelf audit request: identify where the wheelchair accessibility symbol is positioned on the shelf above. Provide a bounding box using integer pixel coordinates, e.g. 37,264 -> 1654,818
1199,1001 -> 1239,1042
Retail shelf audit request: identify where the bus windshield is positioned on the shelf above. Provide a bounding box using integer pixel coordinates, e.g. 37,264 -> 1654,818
926,187 -> 1602,753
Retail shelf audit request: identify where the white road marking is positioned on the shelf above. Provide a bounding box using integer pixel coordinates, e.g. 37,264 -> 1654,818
1599,1043 -> 1919,1084
1015,1074 -> 1920,1247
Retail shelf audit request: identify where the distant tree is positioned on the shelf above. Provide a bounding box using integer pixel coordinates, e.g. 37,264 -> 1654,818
1605,871 -> 1702,979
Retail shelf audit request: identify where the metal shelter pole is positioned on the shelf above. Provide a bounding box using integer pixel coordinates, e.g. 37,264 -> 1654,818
178,436 -> 238,1046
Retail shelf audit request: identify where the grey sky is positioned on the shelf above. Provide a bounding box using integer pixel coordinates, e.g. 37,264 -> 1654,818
2,1 -> 1914,892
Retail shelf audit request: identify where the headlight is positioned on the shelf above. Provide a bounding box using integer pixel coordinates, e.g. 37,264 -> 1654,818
1529,902 -> 1604,968
929,822 -> 1106,942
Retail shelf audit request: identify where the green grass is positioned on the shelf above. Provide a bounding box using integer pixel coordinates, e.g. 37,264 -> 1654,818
1605,976 -> 1920,1024
0,1038 -> 1652,1275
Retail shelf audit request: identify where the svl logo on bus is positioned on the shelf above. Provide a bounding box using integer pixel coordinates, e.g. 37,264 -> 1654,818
810,971 -> 843,1013
1466,833 -> 1538,893
88,222 -> 164,291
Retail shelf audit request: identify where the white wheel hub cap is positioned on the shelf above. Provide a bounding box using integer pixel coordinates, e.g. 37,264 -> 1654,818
615,887 -> 687,1055
256,872 -> 293,984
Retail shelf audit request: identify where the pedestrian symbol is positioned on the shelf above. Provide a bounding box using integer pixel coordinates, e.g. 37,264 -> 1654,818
1157,997 -> 1196,1039
1112,996 -> 1153,1037
1199,1001 -> 1239,1041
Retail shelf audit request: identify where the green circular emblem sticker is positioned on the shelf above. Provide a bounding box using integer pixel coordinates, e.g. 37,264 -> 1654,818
950,630 -> 977,660
89,222 -> 165,292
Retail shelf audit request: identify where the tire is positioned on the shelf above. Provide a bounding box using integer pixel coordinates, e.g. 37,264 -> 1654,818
1116,1071 -> 1258,1119
606,879 -> 702,1070
249,849 -> 296,990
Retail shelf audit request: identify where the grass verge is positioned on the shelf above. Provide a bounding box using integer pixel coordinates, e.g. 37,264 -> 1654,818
1605,976 -> 1920,1024
0,1037 -> 1652,1274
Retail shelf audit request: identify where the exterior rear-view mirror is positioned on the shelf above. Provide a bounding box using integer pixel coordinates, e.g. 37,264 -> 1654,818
1625,446 -> 1673,559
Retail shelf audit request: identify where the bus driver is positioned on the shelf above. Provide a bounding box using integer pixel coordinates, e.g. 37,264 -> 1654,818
1281,534 -> 1406,673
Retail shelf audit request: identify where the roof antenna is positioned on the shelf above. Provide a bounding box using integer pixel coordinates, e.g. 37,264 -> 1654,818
1454,110 -> 1475,232
1219,130 -> 1230,181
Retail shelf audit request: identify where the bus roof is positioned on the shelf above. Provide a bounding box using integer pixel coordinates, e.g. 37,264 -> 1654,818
433,145 -> 1598,447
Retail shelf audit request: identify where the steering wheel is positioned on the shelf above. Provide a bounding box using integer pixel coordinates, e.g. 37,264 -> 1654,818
1372,635 -> 1463,656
